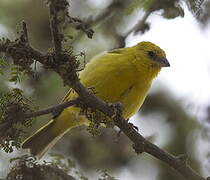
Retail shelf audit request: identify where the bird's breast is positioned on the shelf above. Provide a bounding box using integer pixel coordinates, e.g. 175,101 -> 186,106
91,70 -> 152,119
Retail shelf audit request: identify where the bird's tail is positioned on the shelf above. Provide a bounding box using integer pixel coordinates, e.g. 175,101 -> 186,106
22,119 -> 67,159
22,106 -> 88,158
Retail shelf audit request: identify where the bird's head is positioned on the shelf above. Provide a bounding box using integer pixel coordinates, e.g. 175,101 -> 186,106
135,41 -> 170,69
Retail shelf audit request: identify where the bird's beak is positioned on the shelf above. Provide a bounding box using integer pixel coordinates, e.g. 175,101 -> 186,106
156,57 -> 170,67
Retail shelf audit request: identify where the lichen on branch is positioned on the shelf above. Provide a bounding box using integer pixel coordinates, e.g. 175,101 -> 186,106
0,0 -> 208,179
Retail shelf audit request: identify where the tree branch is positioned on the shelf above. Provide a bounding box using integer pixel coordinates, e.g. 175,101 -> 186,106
0,98 -> 78,134
0,0 -> 209,179
70,1 -> 121,44
49,0 -> 62,56
125,10 -> 152,37
114,117 -> 206,180
68,16 -> 94,39
45,1 -> 210,179
25,99 -> 78,118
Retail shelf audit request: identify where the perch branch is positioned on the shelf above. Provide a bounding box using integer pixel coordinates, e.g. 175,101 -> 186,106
0,0 -> 208,179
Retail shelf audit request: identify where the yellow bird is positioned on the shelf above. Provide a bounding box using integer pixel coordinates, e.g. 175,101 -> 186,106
22,41 -> 170,158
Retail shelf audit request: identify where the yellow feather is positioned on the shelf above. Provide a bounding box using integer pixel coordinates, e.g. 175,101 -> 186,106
22,41 -> 169,157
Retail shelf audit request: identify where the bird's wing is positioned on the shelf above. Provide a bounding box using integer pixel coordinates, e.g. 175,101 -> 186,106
62,47 -> 136,103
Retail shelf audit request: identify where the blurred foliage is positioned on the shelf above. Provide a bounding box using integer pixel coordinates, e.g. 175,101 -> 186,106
0,53 -> 36,153
196,0 -> 210,26
9,66 -> 23,83
57,127 -> 132,170
98,170 -> 117,180
0,0 -> 50,50
0,0 -> 208,179
142,91 -> 201,180
185,0 -> 204,16
6,154 -> 116,180
7,155 -> 82,180
0,88 -> 35,153
128,0 -> 184,19
0,56 -> 9,75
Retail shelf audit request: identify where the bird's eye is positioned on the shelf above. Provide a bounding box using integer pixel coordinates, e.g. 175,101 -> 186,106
147,51 -> 155,58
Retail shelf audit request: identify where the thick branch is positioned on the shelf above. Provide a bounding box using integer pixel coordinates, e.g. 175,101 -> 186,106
47,3 -> 208,178
114,118 -> 206,180
0,1 -> 208,179
0,20 -> 207,180
71,81 -> 206,180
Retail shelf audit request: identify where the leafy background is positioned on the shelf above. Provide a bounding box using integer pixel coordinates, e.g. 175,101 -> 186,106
0,0 -> 210,179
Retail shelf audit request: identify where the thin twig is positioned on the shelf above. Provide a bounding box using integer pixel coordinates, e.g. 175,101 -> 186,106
25,99 -> 78,118
0,20 -> 207,180
21,21 -> 29,43
0,0 -> 209,179
0,99 -> 77,134
125,10 -> 152,37
70,1 -> 121,44
46,2 -> 208,178
68,17 -> 94,39
49,0 -> 62,56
